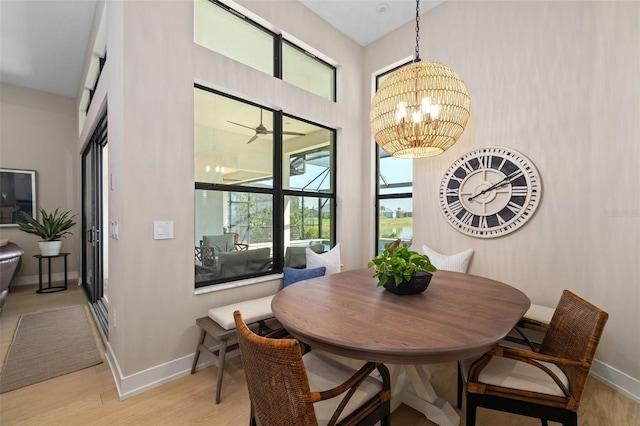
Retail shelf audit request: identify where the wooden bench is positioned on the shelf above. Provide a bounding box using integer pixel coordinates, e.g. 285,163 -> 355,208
190,295 -> 280,404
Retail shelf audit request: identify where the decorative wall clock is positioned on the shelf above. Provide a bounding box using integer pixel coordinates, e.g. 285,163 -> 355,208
439,146 -> 542,238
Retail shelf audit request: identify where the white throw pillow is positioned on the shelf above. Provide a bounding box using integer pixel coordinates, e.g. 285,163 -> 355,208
306,243 -> 341,275
422,244 -> 473,273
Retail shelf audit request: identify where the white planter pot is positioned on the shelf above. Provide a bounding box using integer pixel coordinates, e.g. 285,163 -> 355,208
39,241 -> 62,256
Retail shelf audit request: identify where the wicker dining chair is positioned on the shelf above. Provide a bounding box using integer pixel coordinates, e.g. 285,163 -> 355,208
459,289 -> 608,426
233,311 -> 391,426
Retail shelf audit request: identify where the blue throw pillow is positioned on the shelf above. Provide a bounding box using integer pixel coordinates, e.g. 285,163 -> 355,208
282,266 -> 326,288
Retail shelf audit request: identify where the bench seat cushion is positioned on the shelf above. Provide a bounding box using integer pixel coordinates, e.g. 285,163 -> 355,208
208,295 -> 274,330
524,303 -> 555,324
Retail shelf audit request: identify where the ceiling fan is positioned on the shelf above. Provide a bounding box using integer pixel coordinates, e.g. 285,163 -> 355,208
228,109 -> 306,144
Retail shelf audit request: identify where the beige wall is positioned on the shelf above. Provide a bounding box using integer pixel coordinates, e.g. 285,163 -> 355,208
0,83 -> 80,281
366,0 -> 639,391
83,0 -> 370,394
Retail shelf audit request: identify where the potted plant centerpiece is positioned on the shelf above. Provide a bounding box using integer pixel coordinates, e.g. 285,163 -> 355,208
368,239 -> 437,295
17,208 -> 76,256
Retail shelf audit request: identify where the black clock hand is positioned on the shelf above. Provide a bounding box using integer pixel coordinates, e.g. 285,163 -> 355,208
468,169 -> 523,202
468,178 -> 509,202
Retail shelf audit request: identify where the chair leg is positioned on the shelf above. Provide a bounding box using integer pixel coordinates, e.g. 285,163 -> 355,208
565,411 -> 577,426
249,403 -> 257,426
191,328 -> 206,374
466,393 -> 577,426
381,413 -> 390,426
215,338 -> 228,404
465,394 -> 477,426
456,362 -> 463,409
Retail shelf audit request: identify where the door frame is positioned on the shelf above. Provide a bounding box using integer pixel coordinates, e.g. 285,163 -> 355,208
81,111 -> 108,340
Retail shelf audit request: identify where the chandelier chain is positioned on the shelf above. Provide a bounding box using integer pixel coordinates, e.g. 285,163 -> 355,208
415,0 -> 421,62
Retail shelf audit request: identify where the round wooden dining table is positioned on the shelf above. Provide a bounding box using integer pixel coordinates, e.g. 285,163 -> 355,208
271,268 -> 530,426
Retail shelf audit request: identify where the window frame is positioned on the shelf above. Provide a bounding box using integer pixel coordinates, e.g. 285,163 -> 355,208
197,0 -> 336,102
194,85 -> 336,288
281,39 -> 337,102
282,112 -> 337,254
374,61 -> 414,254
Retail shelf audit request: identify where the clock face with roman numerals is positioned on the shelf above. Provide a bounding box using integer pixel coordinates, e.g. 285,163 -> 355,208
439,147 -> 541,238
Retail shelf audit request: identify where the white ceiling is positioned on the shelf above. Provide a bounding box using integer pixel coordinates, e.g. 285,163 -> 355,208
0,0 -> 98,98
299,0 -> 443,46
0,0 -> 443,98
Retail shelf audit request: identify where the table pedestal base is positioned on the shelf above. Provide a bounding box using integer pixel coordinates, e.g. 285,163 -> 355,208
390,365 -> 460,426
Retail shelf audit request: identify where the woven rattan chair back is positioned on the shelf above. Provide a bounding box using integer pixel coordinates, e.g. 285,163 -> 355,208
234,311 -> 318,426
234,311 -> 391,426
539,289 -> 609,407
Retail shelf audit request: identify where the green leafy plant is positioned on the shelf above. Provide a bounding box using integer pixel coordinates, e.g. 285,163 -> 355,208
17,208 -> 76,241
367,239 -> 437,287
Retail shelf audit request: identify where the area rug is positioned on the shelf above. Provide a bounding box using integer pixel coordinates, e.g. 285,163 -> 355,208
0,305 -> 103,393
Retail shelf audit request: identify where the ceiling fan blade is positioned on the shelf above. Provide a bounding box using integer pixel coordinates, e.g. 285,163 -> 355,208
254,130 -> 304,136
246,135 -> 259,144
228,121 -> 257,131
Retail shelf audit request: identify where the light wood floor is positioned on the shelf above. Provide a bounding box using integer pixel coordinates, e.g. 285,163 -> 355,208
1,283 -> 638,425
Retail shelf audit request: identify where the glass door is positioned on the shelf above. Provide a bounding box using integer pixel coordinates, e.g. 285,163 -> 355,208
82,113 -> 108,340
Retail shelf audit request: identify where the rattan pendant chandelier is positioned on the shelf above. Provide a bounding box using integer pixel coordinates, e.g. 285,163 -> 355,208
369,0 -> 471,159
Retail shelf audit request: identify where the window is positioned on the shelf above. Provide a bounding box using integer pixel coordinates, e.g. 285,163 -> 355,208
194,86 -> 336,287
194,0 -> 273,75
282,116 -> 334,268
78,6 -> 107,131
194,0 -> 336,101
375,63 -> 413,253
282,41 -> 336,101
284,195 -> 333,248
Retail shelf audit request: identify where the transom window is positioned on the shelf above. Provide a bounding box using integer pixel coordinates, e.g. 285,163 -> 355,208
194,0 -> 336,101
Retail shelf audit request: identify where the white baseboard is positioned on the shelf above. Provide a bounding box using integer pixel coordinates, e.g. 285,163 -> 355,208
590,359 -> 640,404
104,343 -> 122,396
103,345 -> 640,405
105,342 -> 194,400
11,271 -> 79,286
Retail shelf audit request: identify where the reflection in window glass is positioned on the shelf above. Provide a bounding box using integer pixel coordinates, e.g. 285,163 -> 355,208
283,117 -> 333,193
283,41 -> 336,101
194,88 -> 273,188
194,0 -> 273,75
195,189 -> 274,285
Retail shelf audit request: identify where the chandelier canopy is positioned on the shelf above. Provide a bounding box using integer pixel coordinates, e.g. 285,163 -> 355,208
369,1 -> 471,159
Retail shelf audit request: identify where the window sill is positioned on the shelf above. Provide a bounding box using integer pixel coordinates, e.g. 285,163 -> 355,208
194,273 -> 283,295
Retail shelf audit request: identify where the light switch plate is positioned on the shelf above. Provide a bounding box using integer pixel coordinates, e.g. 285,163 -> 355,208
153,221 -> 174,239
